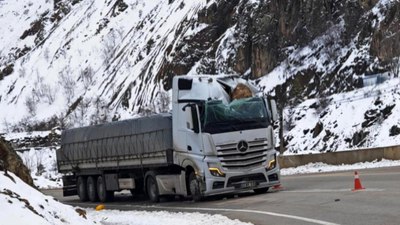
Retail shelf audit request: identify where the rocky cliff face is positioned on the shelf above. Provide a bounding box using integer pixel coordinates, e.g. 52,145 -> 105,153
0,138 -> 34,187
162,0 -> 399,101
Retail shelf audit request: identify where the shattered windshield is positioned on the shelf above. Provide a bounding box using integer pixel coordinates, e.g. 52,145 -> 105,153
201,97 -> 270,134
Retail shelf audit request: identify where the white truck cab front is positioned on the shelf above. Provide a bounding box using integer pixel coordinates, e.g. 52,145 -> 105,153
171,75 -> 280,199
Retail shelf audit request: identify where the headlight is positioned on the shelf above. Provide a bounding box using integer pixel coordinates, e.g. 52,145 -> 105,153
267,159 -> 276,170
266,154 -> 277,170
208,163 -> 225,177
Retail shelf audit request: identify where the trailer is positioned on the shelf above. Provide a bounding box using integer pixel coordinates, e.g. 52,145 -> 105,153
57,114 -> 180,202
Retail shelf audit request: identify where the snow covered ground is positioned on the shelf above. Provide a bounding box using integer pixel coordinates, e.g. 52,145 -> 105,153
0,172 -> 97,225
87,209 -> 252,225
281,159 -> 400,176
0,171 -> 252,225
17,147 -> 63,189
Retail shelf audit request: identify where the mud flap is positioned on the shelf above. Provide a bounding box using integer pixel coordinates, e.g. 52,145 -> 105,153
62,175 -> 77,196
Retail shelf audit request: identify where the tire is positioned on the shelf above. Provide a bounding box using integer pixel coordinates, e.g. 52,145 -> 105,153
253,187 -> 269,194
87,176 -> 98,202
146,173 -> 159,203
188,172 -> 202,201
77,176 -> 88,202
97,176 -> 114,202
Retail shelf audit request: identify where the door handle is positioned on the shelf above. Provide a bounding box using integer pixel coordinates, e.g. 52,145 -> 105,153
187,145 -> 192,151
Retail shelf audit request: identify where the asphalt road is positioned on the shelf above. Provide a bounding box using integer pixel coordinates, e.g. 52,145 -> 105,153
42,167 -> 400,225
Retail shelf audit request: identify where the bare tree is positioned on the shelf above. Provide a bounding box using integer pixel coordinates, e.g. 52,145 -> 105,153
283,107 -> 295,132
101,30 -> 118,65
321,23 -> 342,60
157,90 -> 170,113
389,57 -> 400,78
32,74 -> 55,104
34,150 -> 45,176
58,66 -> 76,104
90,97 -> 109,125
80,66 -> 94,89
101,28 -> 125,65
73,98 -> 91,127
42,84 -> 55,104
22,153 -> 35,173
2,118 -> 11,133
25,95 -> 37,116
140,104 -> 156,116
43,47 -> 50,62
18,67 -> 26,78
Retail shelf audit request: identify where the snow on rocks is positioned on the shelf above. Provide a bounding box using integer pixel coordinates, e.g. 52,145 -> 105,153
0,172 -> 97,225
281,159 -> 400,176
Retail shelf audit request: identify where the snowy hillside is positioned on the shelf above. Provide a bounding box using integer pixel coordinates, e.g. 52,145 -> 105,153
1,0 -> 400,153
0,0 -> 213,130
282,77 -> 400,154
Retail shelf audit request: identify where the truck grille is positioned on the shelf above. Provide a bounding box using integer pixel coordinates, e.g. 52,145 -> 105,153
216,139 -> 269,170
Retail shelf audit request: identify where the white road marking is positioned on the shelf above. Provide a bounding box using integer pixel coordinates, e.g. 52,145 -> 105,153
283,188 -> 384,193
73,201 -> 340,224
141,205 -> 341,225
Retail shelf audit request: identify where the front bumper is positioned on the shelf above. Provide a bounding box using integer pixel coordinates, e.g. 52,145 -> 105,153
202,166 -> 280,196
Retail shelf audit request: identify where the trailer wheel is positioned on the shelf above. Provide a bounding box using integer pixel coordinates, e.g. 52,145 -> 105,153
77,176 -> 88,202
188,172 -> 202,201
253,187 -> 269,194
97,176 -> 114,202
87,176 -> 98,202
146,173 -> 159,203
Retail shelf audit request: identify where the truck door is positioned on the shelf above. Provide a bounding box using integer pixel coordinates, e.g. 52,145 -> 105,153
183,104 -> 203,155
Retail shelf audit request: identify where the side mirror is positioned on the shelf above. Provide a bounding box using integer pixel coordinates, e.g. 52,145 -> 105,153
269,99 -> 279,122
264,98 -> 279,122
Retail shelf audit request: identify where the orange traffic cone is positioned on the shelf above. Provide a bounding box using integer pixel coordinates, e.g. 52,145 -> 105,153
352,171 -> 365,191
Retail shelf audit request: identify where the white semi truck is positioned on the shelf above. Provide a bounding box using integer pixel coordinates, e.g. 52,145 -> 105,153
57,75 -> 280,202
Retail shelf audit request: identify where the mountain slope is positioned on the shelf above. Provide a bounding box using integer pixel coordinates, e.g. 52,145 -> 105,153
0,0 -> 212,129
0,0 -> 400,153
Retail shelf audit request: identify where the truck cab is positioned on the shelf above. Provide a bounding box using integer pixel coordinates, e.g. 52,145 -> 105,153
172,75 -> 280,199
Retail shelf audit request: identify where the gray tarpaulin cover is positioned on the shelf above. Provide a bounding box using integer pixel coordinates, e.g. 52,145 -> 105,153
57,114 -> 172,166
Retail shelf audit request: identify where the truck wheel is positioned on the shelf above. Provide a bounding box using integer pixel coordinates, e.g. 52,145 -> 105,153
188,172 -> 202,201
87,176 -> 98,202
77,176 -> 88,202
253,187 -> 269,194
146,174 -> 159,202
97,176 -> 114,202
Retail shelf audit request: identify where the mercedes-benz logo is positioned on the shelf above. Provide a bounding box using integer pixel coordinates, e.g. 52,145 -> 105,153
237,140 -> 249,152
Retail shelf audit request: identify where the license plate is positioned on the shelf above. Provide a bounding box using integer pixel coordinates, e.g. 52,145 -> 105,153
237,181 -> 257,189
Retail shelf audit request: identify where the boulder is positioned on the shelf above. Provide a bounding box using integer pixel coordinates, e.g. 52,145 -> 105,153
0,137 -> 34,187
